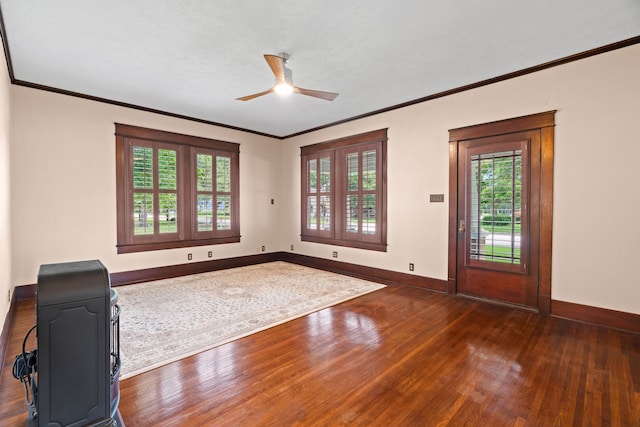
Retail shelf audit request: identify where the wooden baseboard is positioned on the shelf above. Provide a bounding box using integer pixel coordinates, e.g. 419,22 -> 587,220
552,300 -> 640,334
10,251 -> 447,294
0,293 -> 17,381
5,252 -> 281,316
109,252 -> 280,286
107,251 -> 448,292
538,293 -> 551,315
14,283 -> 36,299
280,252 -> 448,292
8,253 -> 639,335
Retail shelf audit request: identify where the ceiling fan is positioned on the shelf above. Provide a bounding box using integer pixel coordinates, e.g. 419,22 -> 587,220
236,53 -> 339,102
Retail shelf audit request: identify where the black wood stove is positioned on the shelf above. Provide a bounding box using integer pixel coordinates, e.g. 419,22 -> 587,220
35,260 -> 121,427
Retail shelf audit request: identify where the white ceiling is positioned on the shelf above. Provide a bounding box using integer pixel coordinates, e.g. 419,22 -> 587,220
1,1 -> 639,138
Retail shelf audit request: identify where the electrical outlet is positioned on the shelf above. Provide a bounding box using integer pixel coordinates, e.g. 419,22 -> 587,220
332,251 -> 338,258
409,263 -> 415,272
261,245 -> 266,252
208,251 -> 212,258
7,289 -> 10,302
188,253 -> 192,261
290,244 -> 294,251
271,198 -> 275,205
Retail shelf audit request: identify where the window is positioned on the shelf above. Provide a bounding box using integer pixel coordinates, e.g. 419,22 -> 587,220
116,124 -> 239,253
301,129 -> 387,251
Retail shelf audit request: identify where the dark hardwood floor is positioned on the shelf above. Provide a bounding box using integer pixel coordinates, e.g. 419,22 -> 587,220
1,285 -> 639,426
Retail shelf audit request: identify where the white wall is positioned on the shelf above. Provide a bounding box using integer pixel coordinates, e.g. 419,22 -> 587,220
281,44 -> 640,315
0,45 -> 12,322
10,88 -> 282,286
8,44 -> 640,316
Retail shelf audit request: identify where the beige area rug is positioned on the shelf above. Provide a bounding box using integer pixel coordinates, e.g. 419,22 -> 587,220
115,261 -> 385,379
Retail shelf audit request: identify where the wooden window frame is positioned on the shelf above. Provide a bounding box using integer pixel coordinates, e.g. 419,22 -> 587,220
116,124 -> 240,254
300,129 -> 387,252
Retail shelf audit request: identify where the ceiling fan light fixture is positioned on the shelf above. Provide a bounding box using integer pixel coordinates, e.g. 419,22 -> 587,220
236,53 -> 338,102
274,81 -> 294,95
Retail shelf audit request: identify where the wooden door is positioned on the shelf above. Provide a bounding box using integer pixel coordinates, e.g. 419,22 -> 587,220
448,111 -> 555,312
456,131 -> 540,307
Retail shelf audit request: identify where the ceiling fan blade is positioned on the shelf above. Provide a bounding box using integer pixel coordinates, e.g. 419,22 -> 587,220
236,88 -> 274,101
294,87 -> 339,101
264,54 -> 286,81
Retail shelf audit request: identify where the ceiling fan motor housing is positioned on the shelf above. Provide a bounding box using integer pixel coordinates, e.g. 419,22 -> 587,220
280,66 -> 293,85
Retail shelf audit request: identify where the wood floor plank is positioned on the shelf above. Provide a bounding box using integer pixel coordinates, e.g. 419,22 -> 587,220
1,284 -> 639,426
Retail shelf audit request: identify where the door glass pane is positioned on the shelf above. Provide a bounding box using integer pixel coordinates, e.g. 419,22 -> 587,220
197,194 -> 213,231
159,193 -> 177,233
217,195 -> 231,230
470,150 -> 521,264
133,192 -> 153,235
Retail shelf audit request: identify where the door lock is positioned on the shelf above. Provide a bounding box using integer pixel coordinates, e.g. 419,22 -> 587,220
458,220 -> 465,233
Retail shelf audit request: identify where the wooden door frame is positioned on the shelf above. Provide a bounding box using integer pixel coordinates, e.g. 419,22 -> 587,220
447,111 -> 555,314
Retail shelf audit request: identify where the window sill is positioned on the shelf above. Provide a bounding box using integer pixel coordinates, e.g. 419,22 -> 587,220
117,236 -> 241,254
301,235 -> 387,252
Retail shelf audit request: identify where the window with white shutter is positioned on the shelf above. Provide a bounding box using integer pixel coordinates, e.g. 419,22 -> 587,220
116,124 -> 239,253
301,129 -> 387,252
